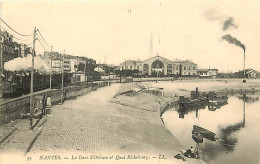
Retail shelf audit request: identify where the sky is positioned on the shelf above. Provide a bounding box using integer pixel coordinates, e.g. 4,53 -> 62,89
1,0 -> 260,72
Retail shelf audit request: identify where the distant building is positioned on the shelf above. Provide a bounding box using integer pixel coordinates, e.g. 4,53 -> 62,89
234,69 -> 260,78
94,66 -> 105,74
120,60 -> 142,72
119,56 -> 198,76
0,29 -> 15,82
198,68 -> 218,78
47,51 -> 71,74
177,60 -> 198,76
246,69 -> 259,78
13,42 -> 21,58
20,43 -> 31,57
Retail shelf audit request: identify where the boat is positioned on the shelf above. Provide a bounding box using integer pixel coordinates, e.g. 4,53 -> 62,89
192,125 -> 216,142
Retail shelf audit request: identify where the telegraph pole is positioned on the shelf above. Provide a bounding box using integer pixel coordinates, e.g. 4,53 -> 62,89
30,27 -> 37,129
50,46 -> 53,90
60,50 -> 65,104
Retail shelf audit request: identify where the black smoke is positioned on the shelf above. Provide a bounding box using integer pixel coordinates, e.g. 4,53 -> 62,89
223,17 -> 238,31
222,34 -> 245,50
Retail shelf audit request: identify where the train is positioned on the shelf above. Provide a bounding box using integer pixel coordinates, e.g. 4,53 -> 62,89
1,73 -> 73,98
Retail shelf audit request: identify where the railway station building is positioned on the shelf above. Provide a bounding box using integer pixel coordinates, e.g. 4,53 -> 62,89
119,56 -> 198,76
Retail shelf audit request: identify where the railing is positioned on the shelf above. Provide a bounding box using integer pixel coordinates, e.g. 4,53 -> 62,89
160,99 -> 179,117
0,81 -> 109,125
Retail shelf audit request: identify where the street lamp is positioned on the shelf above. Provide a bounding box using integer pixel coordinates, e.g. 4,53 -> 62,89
141,63 -> 143,83
60,50 -> 65,105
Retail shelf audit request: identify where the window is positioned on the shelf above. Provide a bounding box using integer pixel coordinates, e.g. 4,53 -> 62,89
184,66 -> 186,70
193,66 -> 195,70
188,66 -> 190,70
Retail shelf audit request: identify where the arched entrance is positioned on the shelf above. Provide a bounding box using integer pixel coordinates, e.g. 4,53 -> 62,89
143,64 -> 149,76
151,60 -> 164,77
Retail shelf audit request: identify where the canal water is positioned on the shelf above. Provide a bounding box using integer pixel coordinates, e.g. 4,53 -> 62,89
162,93 -> 260,164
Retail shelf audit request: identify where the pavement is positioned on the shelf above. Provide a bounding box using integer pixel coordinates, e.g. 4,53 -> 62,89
1,83 -> 201,164
2,79 -> 259,164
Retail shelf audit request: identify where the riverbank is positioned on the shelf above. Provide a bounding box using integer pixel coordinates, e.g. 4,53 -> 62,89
0,83 -> 204,164
1,79 -> 259,164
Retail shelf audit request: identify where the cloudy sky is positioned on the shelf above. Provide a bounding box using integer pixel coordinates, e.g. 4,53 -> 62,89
1,0 -> 260,72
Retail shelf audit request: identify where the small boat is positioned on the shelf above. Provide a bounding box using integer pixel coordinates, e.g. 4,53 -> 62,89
193,125 -> 216,142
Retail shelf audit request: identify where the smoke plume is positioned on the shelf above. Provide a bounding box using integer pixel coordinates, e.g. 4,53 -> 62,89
4,55 -> 51,73
223,17 -> 237,31
222,34 -> 245,50
205,8 -> 238,31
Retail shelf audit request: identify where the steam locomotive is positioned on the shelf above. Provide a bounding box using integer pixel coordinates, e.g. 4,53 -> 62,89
1,73 -> 72,98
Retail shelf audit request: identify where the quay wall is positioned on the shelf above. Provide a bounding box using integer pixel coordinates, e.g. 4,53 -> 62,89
0,81 -> 109,125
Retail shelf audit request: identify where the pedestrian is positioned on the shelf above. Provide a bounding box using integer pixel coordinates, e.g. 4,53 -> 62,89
190,146 -> 195,153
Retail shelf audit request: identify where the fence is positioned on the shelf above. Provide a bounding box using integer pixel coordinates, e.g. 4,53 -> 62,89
0,81 -> 109,125
159,99 -> 179,117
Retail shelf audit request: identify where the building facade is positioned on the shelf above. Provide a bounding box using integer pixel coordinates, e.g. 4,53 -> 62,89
0,29 -> 15,82
119,56 -> 198,76
198,69 -> 218,78
120,60 -> 142,72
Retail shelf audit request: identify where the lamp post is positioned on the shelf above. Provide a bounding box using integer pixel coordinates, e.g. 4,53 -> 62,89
141,63 -> 143,83
60,50 -> 65,104
50,58 -> 52,89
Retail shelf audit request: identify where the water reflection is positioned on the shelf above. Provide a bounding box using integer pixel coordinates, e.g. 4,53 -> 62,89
163,92 -> 260,164
238,94 -> 259,103
200,95 -> 247,160
177,94 -> 228,118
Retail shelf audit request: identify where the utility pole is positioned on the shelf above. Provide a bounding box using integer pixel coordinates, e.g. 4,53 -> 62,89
30,27 -> 37,129
50,46 -> 53,90
60,50 -> 65,104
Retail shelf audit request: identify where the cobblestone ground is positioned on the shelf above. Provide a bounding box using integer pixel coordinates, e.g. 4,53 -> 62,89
1,83 -> 205,164
28,84 -> 181,154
